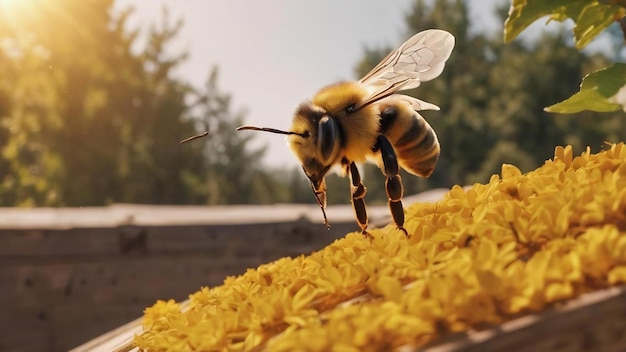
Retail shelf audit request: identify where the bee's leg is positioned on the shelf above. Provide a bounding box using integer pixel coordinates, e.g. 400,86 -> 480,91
376,135 -> 409,237
348,161 -> 371,238
310,177 -> 330,229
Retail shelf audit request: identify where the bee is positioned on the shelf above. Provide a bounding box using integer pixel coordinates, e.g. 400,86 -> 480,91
239,29 -> 455,237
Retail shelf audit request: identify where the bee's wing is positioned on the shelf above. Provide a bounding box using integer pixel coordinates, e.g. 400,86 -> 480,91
356,29 -> 455,110
395,94 -> 440,111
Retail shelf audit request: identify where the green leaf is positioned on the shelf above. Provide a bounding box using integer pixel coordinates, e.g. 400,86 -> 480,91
504,0 -> 623,48
545,63 -> 626,113
549,2 -> 588,23
504,0 -> 580,43
573,3 -> 623,48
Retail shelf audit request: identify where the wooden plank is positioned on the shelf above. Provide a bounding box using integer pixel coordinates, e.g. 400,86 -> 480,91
0,190 -> 450,230
1,303 -> 52,352
51,303 -> 146,352
0,228 -> 120,257
0,256 -> 265,306
68,316 -> 143,352
0,222 -> 352,258
0,204 -> 347,229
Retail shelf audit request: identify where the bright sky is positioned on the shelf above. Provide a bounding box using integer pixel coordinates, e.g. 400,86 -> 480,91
114,0 -> 504,168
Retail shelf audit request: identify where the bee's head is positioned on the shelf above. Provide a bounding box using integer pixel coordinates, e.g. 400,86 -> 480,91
237,103 -> 343,188
286,82 -> 369,182
286,103 -> 344,187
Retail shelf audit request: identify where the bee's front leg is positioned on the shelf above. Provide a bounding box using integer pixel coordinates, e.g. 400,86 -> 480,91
305,169 -> 330,229
375,135 -> 409,237
348,161 -> 371,238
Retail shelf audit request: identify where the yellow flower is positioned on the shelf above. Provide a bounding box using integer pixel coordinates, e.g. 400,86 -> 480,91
134,143 -> 626,351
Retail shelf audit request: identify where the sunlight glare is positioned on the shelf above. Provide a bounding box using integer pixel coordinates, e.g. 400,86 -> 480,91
0,0 -> 39,18
0,0 -> 24,12
0,0 -> 41,32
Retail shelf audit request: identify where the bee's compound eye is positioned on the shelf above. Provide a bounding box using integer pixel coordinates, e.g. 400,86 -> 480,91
345,103 -> 356,114
317,116 -> 341,164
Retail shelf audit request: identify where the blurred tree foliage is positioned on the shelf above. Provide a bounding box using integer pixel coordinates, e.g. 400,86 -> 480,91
0,0 -> 272,206
195,69 -> 288,205
348,0 -> 626,204
1,0 -> 624,208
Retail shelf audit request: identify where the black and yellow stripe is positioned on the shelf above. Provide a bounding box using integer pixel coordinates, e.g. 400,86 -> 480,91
379,103 -> 440,178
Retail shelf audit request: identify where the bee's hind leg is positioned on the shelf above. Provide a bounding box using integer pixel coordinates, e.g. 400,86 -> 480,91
347,161 -> 371,239
376,135 -> 409,237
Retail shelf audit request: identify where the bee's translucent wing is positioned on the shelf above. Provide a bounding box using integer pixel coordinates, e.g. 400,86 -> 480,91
356,29 -> 455,110
395,94 -> 440,111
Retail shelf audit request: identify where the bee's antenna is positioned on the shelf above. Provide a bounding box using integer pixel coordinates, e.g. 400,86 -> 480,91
237,125 -> 308,138
180,131 -> 209,144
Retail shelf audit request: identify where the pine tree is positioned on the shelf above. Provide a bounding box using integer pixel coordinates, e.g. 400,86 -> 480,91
0,1 -> 281,206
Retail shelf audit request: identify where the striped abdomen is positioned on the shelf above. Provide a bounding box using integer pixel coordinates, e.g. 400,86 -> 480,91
378,102 -> 440,177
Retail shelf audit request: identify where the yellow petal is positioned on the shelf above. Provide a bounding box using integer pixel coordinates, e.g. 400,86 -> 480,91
608,266 -> 626,285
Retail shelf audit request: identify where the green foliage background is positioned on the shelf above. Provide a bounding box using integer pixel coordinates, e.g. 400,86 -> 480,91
345,0 -> 626,204
0,0 -> 624,207
0,0 -> 283,206
505,0 -> 626,113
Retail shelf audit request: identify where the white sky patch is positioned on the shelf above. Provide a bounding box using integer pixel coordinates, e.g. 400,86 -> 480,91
609,85 -> 626,112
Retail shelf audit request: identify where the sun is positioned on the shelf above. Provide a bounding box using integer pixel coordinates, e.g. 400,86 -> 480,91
0,0 -> 40,17
0,0 -> 24,12
0,0 -> 39,31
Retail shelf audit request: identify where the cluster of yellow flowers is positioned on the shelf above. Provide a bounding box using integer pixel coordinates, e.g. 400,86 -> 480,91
136,143 -> 626,351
